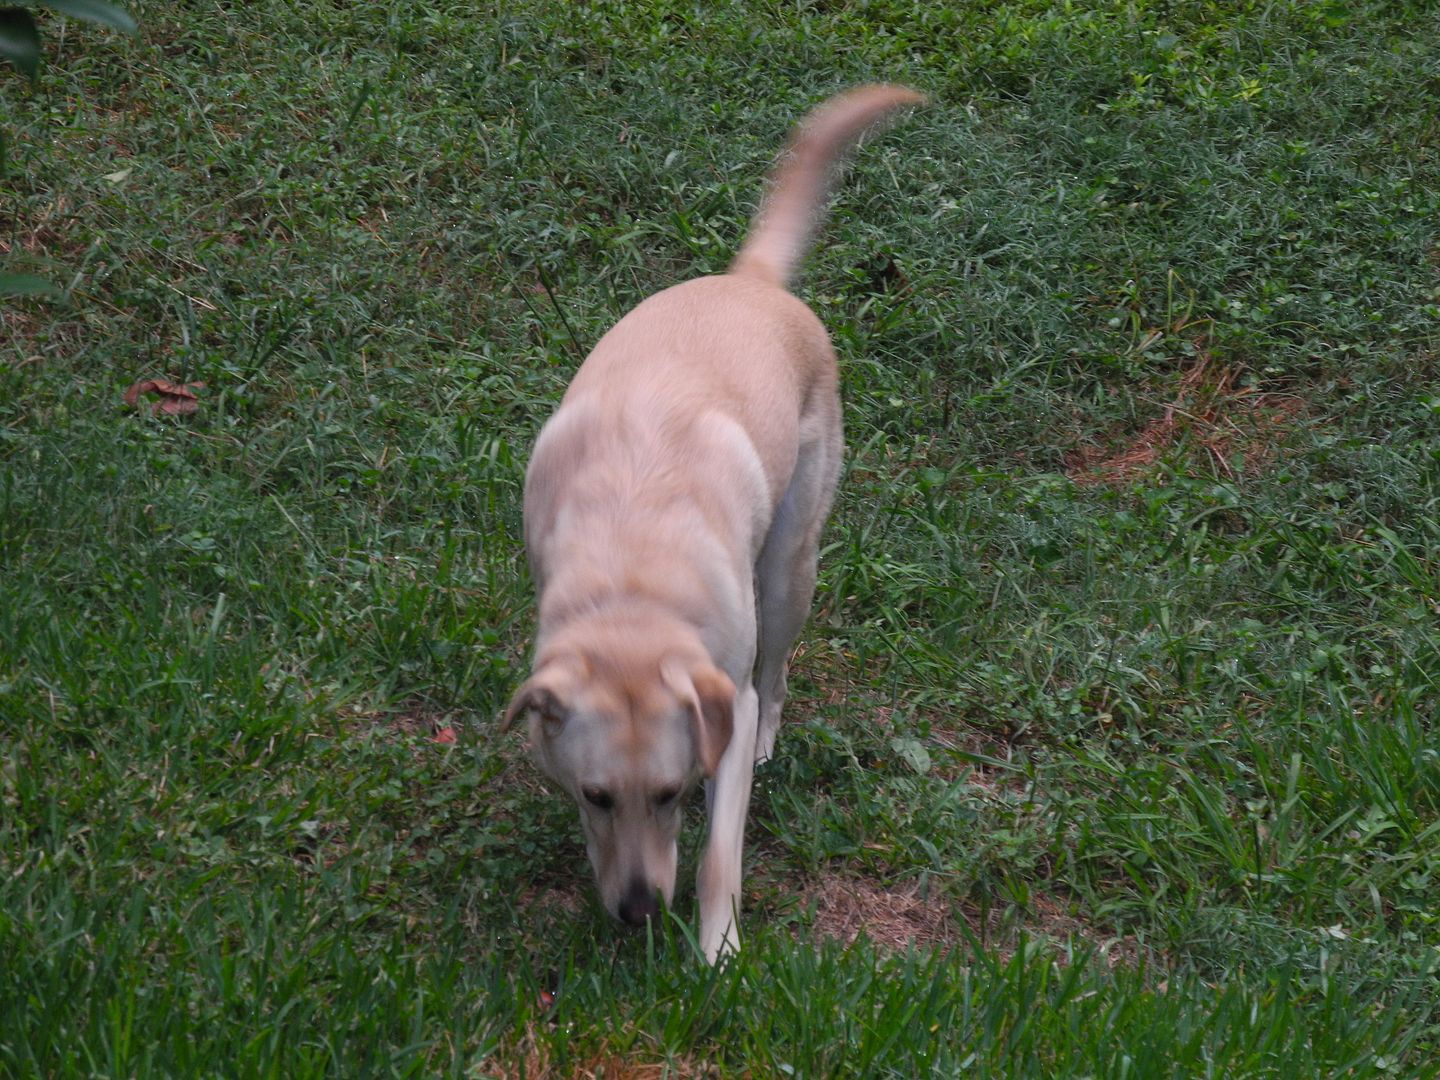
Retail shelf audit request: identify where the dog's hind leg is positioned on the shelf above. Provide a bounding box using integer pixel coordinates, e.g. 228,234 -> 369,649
752,417 -> 841,764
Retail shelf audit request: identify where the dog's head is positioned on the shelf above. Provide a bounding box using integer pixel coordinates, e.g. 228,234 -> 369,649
502,628 -> 735,927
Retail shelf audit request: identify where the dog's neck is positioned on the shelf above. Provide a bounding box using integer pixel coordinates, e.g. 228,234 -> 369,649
532,597 -> 710,675
537,588 -> 671,637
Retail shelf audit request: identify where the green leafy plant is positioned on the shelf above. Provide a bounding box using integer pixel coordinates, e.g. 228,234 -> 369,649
0,0 -> 134,79
1,1 -> 135,293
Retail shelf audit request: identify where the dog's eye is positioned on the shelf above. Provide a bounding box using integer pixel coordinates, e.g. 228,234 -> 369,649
654,787 -> 681,808
582,787 -> 614,811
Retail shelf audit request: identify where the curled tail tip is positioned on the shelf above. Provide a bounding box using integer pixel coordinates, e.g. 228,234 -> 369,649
730,84 -> 925,288
786,84 -> 928,154
830,83 -> 928,112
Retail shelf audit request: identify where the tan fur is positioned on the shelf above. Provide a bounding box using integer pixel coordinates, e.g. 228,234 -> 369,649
504,85 -> 923,962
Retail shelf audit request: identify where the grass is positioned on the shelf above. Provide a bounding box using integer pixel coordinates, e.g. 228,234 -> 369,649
3,0 -> 1439,1074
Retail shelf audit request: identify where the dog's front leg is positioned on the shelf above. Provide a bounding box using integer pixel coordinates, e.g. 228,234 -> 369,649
697,684 -> 759,963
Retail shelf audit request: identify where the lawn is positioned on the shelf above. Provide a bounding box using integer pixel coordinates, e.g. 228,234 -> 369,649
2,0 -> 1438,1075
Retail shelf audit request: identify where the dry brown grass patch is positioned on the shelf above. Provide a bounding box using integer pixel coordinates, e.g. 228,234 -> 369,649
801,874 -> 964,952
791,869 -> 1142,970
1067,351 -> 1305,486
477,1028 -> 724,1080
516,881 -> 587,918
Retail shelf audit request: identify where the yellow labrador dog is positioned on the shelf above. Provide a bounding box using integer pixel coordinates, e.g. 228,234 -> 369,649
503,86 -> 923,962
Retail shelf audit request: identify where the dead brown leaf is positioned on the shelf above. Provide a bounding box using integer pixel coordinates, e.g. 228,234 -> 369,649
124,378 -> 206,416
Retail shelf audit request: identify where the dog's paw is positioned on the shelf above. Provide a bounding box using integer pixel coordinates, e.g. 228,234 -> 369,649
753,728 -> 777,764
700,917 -> 741,965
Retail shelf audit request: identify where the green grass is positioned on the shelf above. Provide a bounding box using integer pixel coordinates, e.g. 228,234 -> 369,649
3,0 -> 1439,1075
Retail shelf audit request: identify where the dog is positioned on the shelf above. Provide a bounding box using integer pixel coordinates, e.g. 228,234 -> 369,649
502,85 -> 923,962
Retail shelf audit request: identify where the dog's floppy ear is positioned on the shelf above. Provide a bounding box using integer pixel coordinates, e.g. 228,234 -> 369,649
501,657 -> 584,735
500,680 -> 566,734
662,657 -> 736,777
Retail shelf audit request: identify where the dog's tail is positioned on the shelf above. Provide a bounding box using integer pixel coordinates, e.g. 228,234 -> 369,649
729,84 -> 925,289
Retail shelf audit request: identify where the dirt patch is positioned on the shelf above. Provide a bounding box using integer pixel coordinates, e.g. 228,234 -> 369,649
1023,892 -> 1142,969
802,874 -> 964,952
1067,352 -> 1305,486
919,717 -> 1031,795
342,698 -> 464,743
477,1031 -> 723,1080
792,869 -> 1141,969
2,196 -> 71,259
0,310 -> 46,364
516,881 -> 587,918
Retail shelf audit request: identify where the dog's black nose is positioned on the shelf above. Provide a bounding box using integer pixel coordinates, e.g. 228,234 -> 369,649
617,881 -> 660,926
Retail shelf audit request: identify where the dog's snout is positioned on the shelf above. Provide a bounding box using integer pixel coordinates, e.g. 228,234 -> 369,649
617,880 -> 661,926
